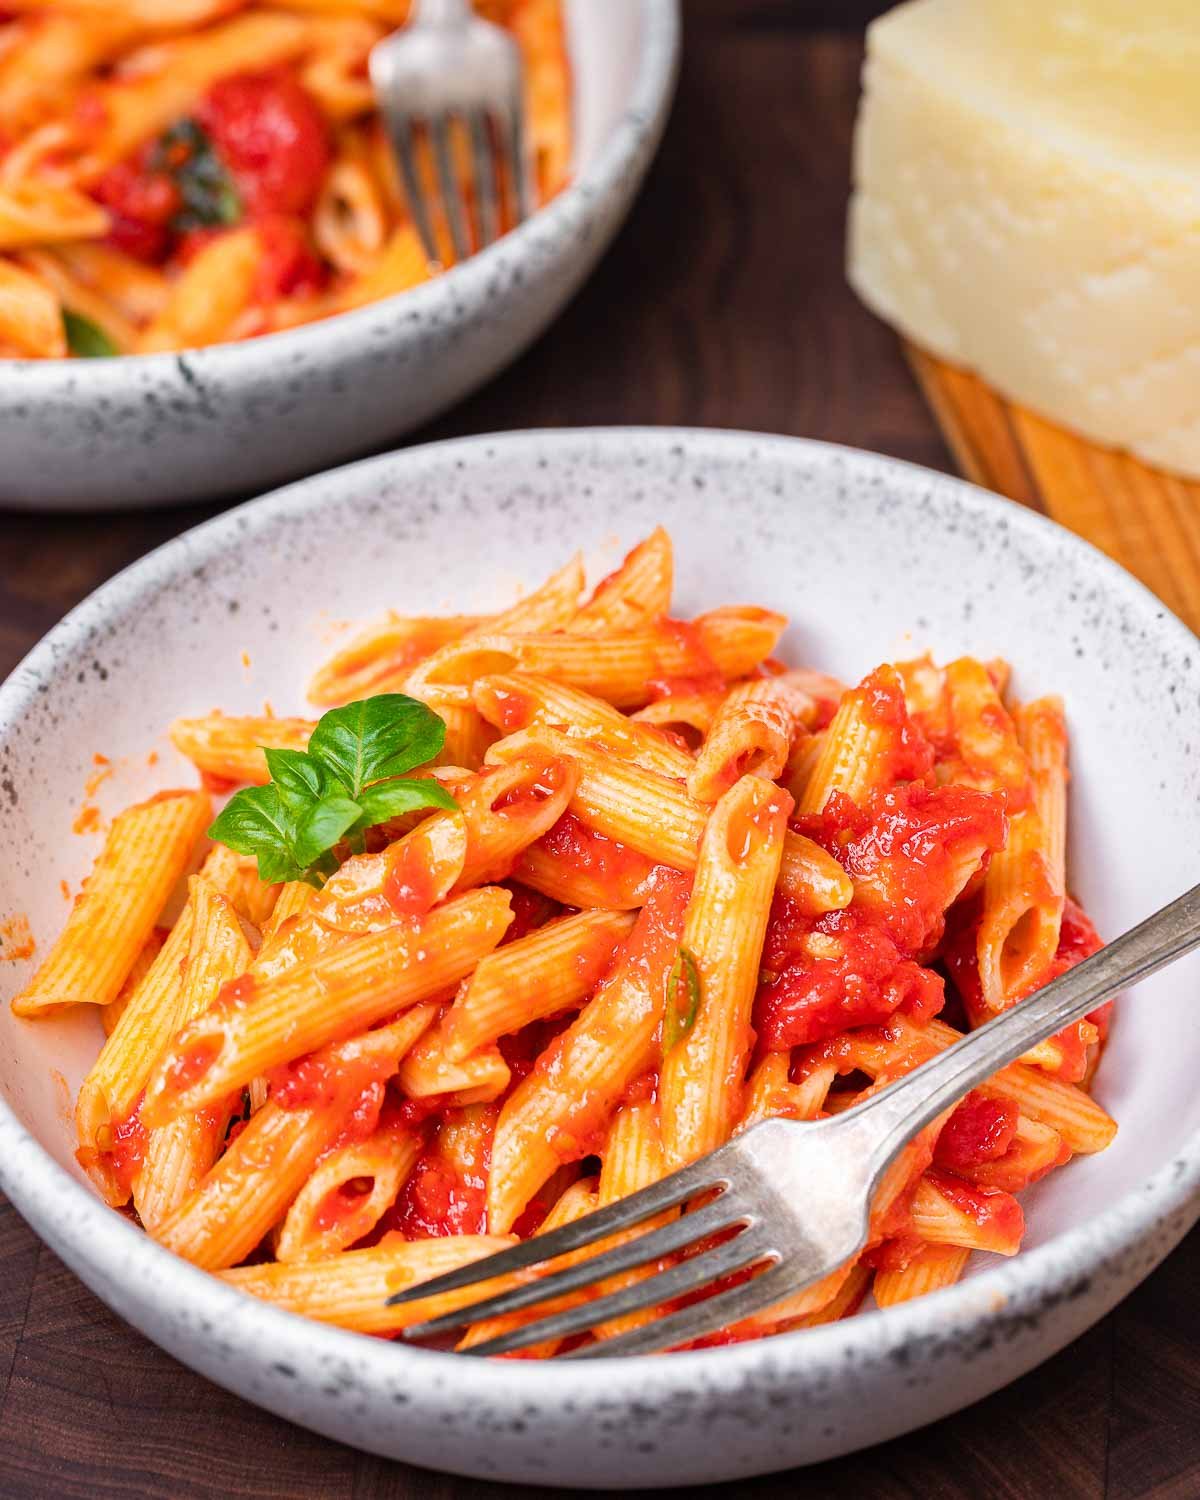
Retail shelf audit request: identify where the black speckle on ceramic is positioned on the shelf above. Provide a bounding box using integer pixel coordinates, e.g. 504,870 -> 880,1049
0,428 -> 1197,1488
0,3 -> 680,512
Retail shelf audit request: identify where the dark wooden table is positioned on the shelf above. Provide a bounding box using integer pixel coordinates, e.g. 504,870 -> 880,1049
1,4 -> 1196,1496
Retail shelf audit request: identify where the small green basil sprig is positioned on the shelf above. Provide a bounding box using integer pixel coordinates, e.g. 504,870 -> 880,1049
208,694 -> 456,888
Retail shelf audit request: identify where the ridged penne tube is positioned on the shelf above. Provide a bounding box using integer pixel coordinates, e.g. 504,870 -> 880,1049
13,788 -> 210,1017
133,879 -> 253,1232
368,555 -> 587,700
406,608 -> 787,712
155,1005 -> 436,1270
75,904 -> 194,1200
395,1030 -> 511,1102
433,703 -> 497,771
687,673 -> 816,803
168,714 -> 315,787
631,690 -> 726,744
907,1174 -> 1024,1255
942,657 -> 1031,804
737,1054 -> 836,1132
976,698 -> 1068,1015
196,842 -> 281,929
487,726 -> 851,916
512,840 -> 658,912
834,1017 -> 1116,1156
790,1261 -> 872,1329
274,1117 -> 422,1263
590,1103 -> 675,1341
964,1115 -> 1066,1193
566,528 -> 673,635
311,756 -> 575,940
142,887 -> 513,1123
308,615 -> 488,707
473,672 -> 694,780
799,665 -> 925,815
0,254 -> 67,355
659,777 -> 791,1169
439,908 -> 636,1060
873,1243 -> 970,1307
223,1232 -> 520,1332
99,928 -> 165,1037
487,870 -> 692,1234
136,225 -> 264,353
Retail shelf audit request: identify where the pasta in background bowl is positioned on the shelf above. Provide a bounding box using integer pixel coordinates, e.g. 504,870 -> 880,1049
0,428 -> 1197,1486
0,1 -> 679,508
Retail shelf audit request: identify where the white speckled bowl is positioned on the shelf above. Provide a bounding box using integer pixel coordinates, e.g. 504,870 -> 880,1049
1,429 -> 1198,1487
0,1 -> 678,512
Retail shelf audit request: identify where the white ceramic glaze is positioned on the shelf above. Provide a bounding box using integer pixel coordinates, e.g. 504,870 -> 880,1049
0,429 -> 1197,1488
0,1 -> 679,511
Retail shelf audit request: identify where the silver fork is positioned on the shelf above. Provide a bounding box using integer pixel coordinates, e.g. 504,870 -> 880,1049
369,0 -> 533,265
389,881 -> 1200,1357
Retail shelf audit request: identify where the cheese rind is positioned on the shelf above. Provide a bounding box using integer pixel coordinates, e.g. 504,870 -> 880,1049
848,0 -> 1200,478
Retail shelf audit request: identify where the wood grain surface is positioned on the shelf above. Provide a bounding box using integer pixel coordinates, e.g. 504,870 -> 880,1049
1,3 -> 1197,1497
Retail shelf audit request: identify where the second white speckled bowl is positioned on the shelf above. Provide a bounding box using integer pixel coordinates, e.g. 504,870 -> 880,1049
0,1 -> 679,511
0,429 -> 1198,1485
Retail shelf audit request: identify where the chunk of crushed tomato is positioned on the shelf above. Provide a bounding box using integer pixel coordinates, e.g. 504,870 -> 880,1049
755,904 -> 944,1051
933,1090 -> 1019,1172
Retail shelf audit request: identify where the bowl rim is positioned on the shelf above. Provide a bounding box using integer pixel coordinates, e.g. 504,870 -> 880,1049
0,0 -> 681,380
1,425 -> 1198,1407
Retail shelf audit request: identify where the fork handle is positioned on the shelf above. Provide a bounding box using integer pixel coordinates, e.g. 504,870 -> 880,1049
411,0 -> 473,24
847,882 -> 1200,1176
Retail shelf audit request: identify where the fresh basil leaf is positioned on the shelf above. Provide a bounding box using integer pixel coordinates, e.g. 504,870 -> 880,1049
208,784 -> 308,886
263,747 -> 339,813
662,947 -> 702,1056
307,694 -> 447,797
352,776 -> 457,831
63,310 -> 118,359
292,794 -> 363,869
153,118 -> 241,231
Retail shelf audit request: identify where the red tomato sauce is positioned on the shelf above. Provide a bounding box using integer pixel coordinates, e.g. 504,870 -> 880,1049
755,904 -> 945,1052
251,213 -> 325,302
92,153 -> 181,261
383,839 -> 440,918
267,1052 -> 344,1112
199,69 -> 331,217
163,1035 -> 221,1096
537,812 -> 657,901
858,666 -> 936,785
646,617 -> 725,701
106,1096 -> 149,1195
313,1176 -> 374,1235
933,1091 -> 1019,1172
386,1112 -> 492,1239
927,1169 -> 1024,1242
499,881 -> 562,944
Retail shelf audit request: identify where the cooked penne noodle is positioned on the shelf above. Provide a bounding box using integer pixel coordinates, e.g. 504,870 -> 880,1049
169,714 -> 316,786
473,672 -> 694,780
275,1115 -> 422,1263
13,788 -> 210,1017
565,528 -> 673,636
406,608 -> 787,712
688,672 -> 816,803
142,886 -> 513,1122
22,531 -> 1114,1352
439,908 -> 635,1060
156,1004 -> 436,1269
873,1243 -> 970,1307
487,870 -> 692,1233
487,725 -> 851,915
660,776 -> 791,1168
134,878 -> 254,1231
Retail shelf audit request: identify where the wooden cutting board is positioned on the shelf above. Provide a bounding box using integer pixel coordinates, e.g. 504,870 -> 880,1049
904,343 -> 1200,637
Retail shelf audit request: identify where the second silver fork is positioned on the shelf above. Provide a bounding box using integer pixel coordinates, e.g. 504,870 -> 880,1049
370,0 -> 534,265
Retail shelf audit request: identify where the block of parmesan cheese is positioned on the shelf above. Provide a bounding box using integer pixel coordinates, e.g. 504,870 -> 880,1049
847,0 -> 1200,478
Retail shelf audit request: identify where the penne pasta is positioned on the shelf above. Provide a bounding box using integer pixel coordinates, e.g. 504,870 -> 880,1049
21,531 -> 1114,1353
13,788 -> 210,1017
